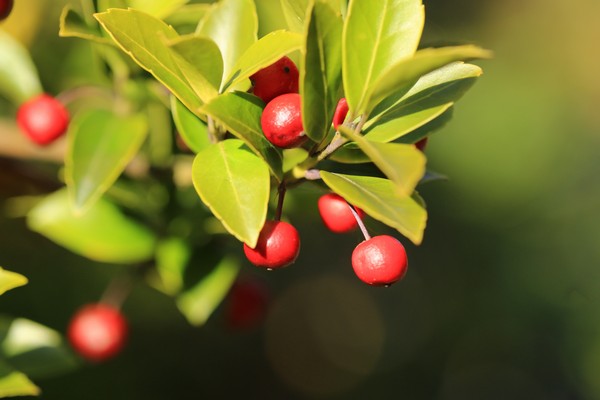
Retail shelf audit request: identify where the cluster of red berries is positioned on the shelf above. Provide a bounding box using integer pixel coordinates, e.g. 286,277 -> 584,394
242,57 -> 409,286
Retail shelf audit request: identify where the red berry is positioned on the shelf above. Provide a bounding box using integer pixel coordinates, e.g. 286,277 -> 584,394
261,93 -> 307,149
415,137 -> 428,152
332,98 -> 349,129
225,278 -> 269,330
243,220 -> 300,269
351,235 -> 408,286
250,56 -> 299,104
17,94 -> 70,146
67,304 -> 128,362
0,0 -> 13,20
318,193 -> 365,233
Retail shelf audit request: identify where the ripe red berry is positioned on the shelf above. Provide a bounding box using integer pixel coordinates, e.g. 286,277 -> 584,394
243,220 -> 301,269
415,137 -> 428,152
225,278 -> 269,330
250,56 -> 299,104
318,193 -> 365,233
67,304 -> 128,362
261,93 -> 307,149
0,0 -> 13,20
16,94 -> 70,146
332,98 -> 349,129
351,235 -> 408,286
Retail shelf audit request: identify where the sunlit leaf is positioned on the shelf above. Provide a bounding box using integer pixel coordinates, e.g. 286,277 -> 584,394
170,96 -> 211,153
320,172 -> 427,244
165,4 -> 210,32
153,237 -> 191,295
127,0 -> 189,19
27,189 -> 156,264
0,268 -> 27,296
0,361 -> 40,398
192,140 -> 270,247
65,109 -> 148,212
301,1 -> 343,142
201,92 -> 283,180
0,30 -> 43,105
280,0 -> 308,32
59,6 -> 113,45
95,8 -> 203,114
342,0 -> 424,115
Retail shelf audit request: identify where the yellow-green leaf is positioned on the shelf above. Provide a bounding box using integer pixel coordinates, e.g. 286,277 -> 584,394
0,268 -> 27,296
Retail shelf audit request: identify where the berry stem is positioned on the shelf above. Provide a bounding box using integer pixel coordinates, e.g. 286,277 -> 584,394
274,182 -> 287,221
99,273 -> 134,310
349,204 -> 371,241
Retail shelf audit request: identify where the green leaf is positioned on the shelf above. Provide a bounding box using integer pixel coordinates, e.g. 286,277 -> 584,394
224,30 -> 303,91
145,100 -> 173,167
164,4 -> 211,32
338,126 -> 426,196
0,31 -> 43,105
176,256 -> 239,326
196,0 -> 258,91
280,0 -> 308,32
300,1 -> 343,142
170,96 -> 211,153
201,92 -> 283,181
192,140 -> 270,247
283,148 -> 309,173
320,172 -> 427,244
65,109 -> 148,213
127,0 -> 189,19
0,317 -> 79,379
342,0 -> 424,116
26,189 -> 156,264
154,237 -> 191,295
95,8 -> 203,114
59,6 -> 113,45
166,35 -> 222,103
365,45 -> 491,114
0,268 -> 27,296
0,361 -> 40,398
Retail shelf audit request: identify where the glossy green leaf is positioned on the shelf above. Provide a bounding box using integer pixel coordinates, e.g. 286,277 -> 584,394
166,35 -> 222,103
301,1 -> 343,142
320,172 -> 427,244
342,0 -> 424,115
283,148 -> 309,173
338,126 -> 426,196
224,30 -> 303,91
27,189 -> 156,264
0,361 -> 40,398
127,0 -> 189,19
59,6 -> 113,45
192,140 -> 270,247
95,8 -> 203,114
396,106 -> 454,145
201,92 -> 283,180
0,268 -> 27,296
177,256 -> 239,326
0,31 -> 42,105
196,0 -> 258,90
365,45 -> 491,114
0,317 -> 78,379
171,96 -> 211,153
65,109 -> 148,212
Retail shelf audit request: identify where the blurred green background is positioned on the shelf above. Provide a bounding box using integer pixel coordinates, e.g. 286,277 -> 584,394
1,0 -> 600,398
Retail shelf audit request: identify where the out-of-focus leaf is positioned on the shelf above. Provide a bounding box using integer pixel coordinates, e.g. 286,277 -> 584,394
282,148 -> 309,173
154,237 -> 191,295
0,268 -> 27,296
301,1 -> 343,142
196,0 -> 258,90
165,4 -> 210,32
27,189 -> 156,264
59,6 -> 113,45
170,96 -> 211,153
280,0 -> 308,32
342,0 -> 424,115
0,317 -> 79,379
192,140 -> 270,247
127,0 -> 189,19
320,172 -> 427,244
177,256 -> 239,326
201,92 -> 283,180
65,109 -> 148,212
0,30 -> 42,105
95,8 -> 203,114
0,361 -> 40,398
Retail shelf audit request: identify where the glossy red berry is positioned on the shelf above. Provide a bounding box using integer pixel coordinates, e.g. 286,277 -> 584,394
250,56 -> 299,104
332,98 -> 349,129
261,93 -> 307,149
243,220 -> 301,269
318,193 -> 365,233
67,304 -> 128,362
0,0 -> 13,20
351,235 -> 408,286
225,278 -> 269,330
415,137 -> 428,152
17,94 -> 70,146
